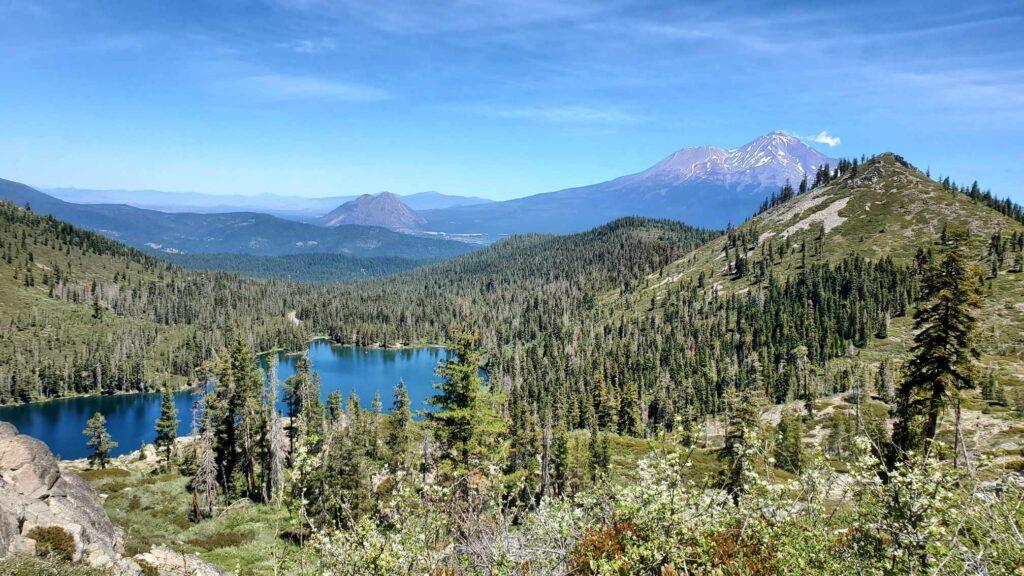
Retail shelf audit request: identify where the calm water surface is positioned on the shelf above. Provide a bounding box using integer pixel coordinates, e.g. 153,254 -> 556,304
0,341 -> 446,459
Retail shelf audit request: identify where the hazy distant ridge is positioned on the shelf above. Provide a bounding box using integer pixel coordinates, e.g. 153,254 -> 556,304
46,187 -> 493,218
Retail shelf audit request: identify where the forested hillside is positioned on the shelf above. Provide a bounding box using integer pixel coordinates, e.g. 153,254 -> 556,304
4,153 -> 1021,440
162,252 -> 424,283
301,153 -> 1024,442
298,217 -> 717,347
0,201 -> 306,403
3,153 -> 1024,575
0,178 -> 474,259
0,208 -> 714,404
628,152 -> 1024,394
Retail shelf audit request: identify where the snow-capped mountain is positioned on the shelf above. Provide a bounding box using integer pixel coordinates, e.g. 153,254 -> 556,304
418,132 -> 836,238
614,131 -> 833,192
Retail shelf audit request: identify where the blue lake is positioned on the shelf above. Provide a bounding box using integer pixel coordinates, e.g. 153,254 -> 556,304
0,342 -> 447,460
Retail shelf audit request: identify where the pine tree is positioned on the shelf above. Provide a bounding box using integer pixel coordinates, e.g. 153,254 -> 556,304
617,379 -> 642,436
875,359 -> 896,404
720,390 -> 762,505
551,430 -> 570,496
154,386 -> 178,468
791,346 -> 815,418
207,336 -> 272,502
386,380 -> 413,469
83,412 -> 117,469
321,428 -> 373,529
427,327 -> 505,478
326,390 -> 343,425
587,429 -> 611,483
892,225 -> 982,458
540,408 -> 552,497
774,409 -> 804,474
192,421 -> 219,519
369,391 -> 383,460
981,371 -> 997,401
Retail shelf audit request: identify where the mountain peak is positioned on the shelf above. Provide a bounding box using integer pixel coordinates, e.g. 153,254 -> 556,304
319,192 -> 426,230
636,132 -> 835,191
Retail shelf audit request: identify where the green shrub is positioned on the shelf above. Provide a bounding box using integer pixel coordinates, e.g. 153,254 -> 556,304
136,559 -> 160,576
176,442 -> 197,476
102,480 -> 129,493
186,530 -> 252,550
27,526 -> 76,562
0,555 -> 107,576
78,468 -> 129,482
1005,459 -> 1024,473
170,513 -> 191,529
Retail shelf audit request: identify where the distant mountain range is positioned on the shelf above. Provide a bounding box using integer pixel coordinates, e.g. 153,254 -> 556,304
45,187 -> 493,219
418,132 -> 835,239
22,132 -> 835,249
319,192 -> 426,230
0,178 -> 474,260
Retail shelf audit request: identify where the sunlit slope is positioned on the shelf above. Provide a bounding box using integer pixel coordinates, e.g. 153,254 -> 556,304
624,151 -> 1023,383
0,201 -> 304,402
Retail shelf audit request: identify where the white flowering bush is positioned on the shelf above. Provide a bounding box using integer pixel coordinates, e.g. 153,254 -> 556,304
523,433 -> 1024,575
306,429 -> 1024,575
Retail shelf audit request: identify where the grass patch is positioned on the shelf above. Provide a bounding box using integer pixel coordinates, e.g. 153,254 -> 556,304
0,556 -> 107,576
90,465 -> 302,575
186,530 -> 253,551
78,468 -> 130,481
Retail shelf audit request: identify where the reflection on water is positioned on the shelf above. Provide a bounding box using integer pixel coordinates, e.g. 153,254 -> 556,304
0,342 -> 446,459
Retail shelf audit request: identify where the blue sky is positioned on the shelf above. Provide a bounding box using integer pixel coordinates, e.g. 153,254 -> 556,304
1,0 -> 1022,202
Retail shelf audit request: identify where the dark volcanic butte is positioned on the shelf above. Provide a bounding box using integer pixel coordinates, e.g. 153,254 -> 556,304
319,192 -> 427,231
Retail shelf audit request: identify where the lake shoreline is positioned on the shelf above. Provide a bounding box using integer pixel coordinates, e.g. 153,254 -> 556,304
1,343 -> 448,459
1,337 -> 447,409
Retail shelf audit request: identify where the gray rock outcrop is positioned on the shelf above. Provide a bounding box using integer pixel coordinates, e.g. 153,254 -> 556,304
0,422 -> 221,575
0,421 -> 124,567
134,545 -> 221,576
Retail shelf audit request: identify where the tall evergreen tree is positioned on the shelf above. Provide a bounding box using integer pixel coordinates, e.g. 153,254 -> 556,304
427,327 -> 505,477
587,428 -> 611,483
386,380 -> 413,469
774,409 -> 804,474
326,390 -> 343,425
83,412 -> 116,470
551,430 -> 570,496
892,225 -> 982,459
154,386 -> 178,468
207,336 -> 272,502
720,390 -> 763,505
617,380 -> 642,437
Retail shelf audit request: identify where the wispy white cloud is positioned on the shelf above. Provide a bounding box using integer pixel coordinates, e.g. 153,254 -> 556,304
269,0 -> 611,34
476,104 -> 639,125
279,37 -> 337,54
227,74 -> 390,102
806,131 -> 841,148
0,0 -> 48,17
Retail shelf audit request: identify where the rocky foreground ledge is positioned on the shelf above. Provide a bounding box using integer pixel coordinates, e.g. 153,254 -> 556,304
0,422 -> 220,576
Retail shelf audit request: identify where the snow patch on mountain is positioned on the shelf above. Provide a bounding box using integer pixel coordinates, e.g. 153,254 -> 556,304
634,131 -> 835,192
